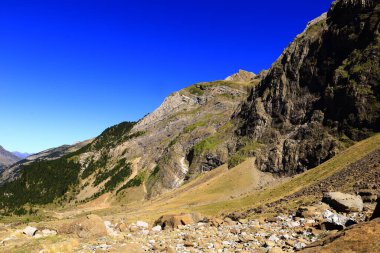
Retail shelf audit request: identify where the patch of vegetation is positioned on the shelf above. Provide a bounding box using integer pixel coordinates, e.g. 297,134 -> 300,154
81,152 -> 108,179
168,138 -> 178,148
150,165 -> 160,179
187,85 -> 205,96
103,161 -> 132,192
304,19 -> 326,37
184,121 -> 208,133
191,121 -> 234,157
228,141 -> 262,168
91,122 -> 144,151
0,157 -> 81,214
184,80 -> 256,96
228,153 -> 246,168
93,158 -> 127,186
183,114 -> 214,133
146,165 -> 161,193
194,135 -> 223,156
117,171 -> 146,194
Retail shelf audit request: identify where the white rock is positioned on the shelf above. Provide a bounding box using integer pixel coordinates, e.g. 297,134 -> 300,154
268,234 -> 280,242
91,244 -> 112,251
104,221 -> 118,236
136,221 -> 149,228
140,229 -> 149,235
295,242 -> 306,249
41,229 -> 57,236
288,221 -> 301,227
323,210 -> 349,226
23,226 -> 38,237
152,225 -> 162,232
222,241 -> 231,246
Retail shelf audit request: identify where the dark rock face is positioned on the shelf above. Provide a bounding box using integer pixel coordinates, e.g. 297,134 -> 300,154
236,0 -> 380,175
371,198 -> 380,220
200,154 -> 224,172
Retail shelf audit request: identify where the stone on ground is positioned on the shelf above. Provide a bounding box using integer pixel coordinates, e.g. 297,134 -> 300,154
136,221 -> 149,229
154,213 -> 201,230
23,226 -> 38,237
58,214 -> 108,239
322,192 -> 363,212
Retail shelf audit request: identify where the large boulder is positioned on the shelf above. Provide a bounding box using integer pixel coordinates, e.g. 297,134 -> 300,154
322,192 -> 363,213
23,226 -> 38,236
58,214 -> 108,239
371,198 -> 380,220
154,213 -> 202,230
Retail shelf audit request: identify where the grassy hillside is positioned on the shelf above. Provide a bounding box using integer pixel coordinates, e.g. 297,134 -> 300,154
118,133 -> 380,222
0,121 -> 137,215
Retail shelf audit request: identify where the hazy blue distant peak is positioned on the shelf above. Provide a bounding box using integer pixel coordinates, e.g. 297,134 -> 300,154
12,151 -> 32,159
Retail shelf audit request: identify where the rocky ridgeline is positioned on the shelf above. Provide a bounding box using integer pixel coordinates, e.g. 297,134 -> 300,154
2,191 -> 377,252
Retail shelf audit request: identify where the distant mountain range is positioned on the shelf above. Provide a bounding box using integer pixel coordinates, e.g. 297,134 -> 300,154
11,151 -> 32,159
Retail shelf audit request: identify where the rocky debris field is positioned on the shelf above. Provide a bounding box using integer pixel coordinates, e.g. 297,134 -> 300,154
0,192 -> 378,253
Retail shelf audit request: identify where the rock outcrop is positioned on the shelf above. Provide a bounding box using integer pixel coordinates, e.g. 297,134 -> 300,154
235,0 -> 380,175
322,192 -> 364,213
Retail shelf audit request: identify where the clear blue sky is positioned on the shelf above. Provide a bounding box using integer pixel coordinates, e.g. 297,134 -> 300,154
0,0 -> 332,153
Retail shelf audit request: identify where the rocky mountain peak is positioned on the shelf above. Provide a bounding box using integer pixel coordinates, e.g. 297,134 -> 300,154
225,69 -> 256,82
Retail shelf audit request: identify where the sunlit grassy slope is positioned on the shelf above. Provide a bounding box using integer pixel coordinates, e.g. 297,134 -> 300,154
120,133 -> 380,222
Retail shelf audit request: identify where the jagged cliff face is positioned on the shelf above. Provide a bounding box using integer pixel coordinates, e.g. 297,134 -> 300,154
236,0 -> 380,175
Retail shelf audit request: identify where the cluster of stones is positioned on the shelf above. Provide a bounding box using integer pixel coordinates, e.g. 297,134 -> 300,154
7,191 -> 379,252
129,216 -> 320,253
